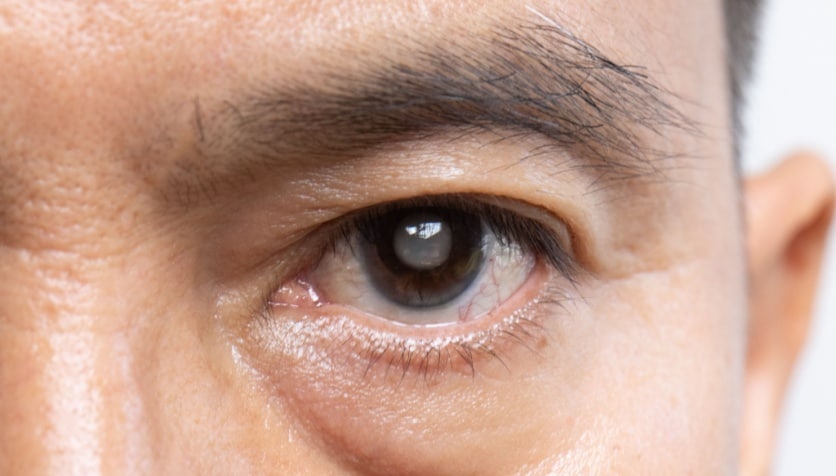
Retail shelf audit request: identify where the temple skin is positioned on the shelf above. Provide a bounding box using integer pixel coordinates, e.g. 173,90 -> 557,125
0,0 -> 832,475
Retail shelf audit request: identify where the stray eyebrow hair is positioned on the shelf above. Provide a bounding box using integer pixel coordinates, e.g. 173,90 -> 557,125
184,17 -> 696,204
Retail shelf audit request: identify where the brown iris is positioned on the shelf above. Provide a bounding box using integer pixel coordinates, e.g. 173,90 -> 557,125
358,207 -> 487,308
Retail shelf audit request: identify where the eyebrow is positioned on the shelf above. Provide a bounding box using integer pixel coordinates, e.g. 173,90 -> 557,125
181,17 -> 696,205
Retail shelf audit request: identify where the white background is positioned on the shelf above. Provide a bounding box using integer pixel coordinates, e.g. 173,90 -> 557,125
741,0 -> 836,473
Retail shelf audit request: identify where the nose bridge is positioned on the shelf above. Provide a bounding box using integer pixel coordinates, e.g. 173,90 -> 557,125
0,248 -> 152,475
0,328 -> 104,475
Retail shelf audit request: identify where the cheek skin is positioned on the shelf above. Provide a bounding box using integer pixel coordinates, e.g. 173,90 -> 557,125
586,266 -> 744,472
0,237 -> 349,474
243,305 -> 596,475
234,236 -> 743,475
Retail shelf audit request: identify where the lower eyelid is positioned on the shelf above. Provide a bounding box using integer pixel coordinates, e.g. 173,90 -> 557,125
253,261 -> 561,381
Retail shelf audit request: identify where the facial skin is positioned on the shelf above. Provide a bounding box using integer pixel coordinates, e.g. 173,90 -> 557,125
0,0 -> 832,475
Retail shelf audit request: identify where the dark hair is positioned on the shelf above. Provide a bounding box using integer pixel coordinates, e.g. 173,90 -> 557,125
725,0 -> 764,138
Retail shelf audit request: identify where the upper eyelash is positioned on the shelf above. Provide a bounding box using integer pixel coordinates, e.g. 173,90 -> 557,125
329,193 -> 577,279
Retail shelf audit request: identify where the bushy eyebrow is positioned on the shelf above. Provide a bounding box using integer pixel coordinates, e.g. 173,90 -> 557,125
181,17 -> 697,205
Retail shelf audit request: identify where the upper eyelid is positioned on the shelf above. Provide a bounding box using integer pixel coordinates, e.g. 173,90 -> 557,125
209,141 -> 601,295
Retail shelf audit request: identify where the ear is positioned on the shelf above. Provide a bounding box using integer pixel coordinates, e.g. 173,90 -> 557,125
740,153 -> 834,475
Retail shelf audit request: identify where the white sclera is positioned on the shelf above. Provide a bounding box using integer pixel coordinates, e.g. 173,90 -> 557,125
393,212 -> 452,271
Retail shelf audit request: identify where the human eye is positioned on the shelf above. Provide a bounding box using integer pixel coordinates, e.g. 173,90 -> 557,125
260,193 -> 578,380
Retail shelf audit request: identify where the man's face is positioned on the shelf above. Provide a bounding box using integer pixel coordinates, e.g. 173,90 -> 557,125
0,0 -> 750,473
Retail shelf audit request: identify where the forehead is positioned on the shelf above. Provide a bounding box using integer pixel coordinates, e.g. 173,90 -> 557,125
0,0 -> 721,80
0,0 -> 726,180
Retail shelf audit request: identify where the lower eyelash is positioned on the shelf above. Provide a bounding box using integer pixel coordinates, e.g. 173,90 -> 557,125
253,281 -> 572,383
357,311 -> 547,381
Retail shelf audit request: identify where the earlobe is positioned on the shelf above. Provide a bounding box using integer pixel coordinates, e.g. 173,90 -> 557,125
740,153 -> 835,476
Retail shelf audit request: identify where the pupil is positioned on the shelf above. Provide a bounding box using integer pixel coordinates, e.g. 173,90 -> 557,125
392,213 -> 452,271
360,206 -> 486,308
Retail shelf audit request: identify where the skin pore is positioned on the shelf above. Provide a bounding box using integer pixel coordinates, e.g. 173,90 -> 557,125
0,0 -> 832,475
